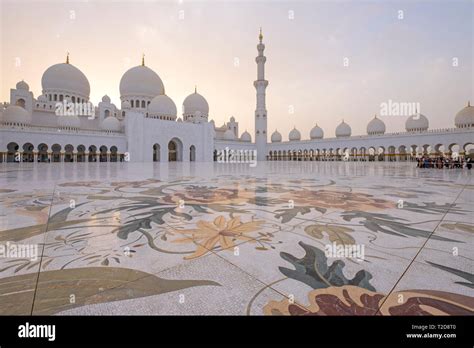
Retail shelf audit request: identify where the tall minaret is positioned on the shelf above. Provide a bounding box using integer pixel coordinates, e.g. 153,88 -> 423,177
254,28 -> 268,161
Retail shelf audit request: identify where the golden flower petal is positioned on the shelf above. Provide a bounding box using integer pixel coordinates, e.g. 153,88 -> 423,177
214,216 -> 227,230
226,217 -> 242,230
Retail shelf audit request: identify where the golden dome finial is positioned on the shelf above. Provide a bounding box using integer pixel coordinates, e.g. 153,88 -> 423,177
195,85 -> 197,93
259,27 -> 263,42
66,52 -> 69,64
141,53 -> 145,66
468,101 -> 471,107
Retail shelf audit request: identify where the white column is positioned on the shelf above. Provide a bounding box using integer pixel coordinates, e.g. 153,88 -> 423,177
254,29 -> 268,162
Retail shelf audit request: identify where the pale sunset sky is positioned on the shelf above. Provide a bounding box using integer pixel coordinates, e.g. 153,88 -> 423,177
1,0 -> 472,139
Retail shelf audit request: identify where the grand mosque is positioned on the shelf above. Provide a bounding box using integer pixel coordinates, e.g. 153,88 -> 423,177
1,30 -> 473,163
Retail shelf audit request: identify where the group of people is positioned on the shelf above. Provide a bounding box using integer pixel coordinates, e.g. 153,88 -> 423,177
416,156 -> 472,169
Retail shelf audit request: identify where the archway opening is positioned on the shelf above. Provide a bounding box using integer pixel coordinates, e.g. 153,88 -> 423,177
7,142 -> 19,162
38,143 -> 49,162
77,145 -> 86,162
88,145 -> 97,162
168,138 -> 183,162
51,144 -> 61,162
110,146 -> 118,162
190,145 -> 196,162
65,144 -> 74,162
99,146 -> 108,162
23,143 -> 34,162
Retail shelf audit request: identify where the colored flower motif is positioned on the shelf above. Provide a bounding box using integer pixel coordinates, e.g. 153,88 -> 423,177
282,189 -> 394,211
162,185 -> 255,205
172,216 -> 264,259
263,286 -> 474,316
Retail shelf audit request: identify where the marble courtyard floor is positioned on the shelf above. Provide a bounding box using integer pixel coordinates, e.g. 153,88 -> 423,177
0,162 -> 472,316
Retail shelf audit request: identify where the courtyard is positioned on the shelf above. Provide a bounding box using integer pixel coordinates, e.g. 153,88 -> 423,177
0,162 -> 472,315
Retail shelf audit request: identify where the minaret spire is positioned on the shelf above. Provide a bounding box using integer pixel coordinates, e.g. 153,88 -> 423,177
254,28 -> 268,161
66,52 -> 69,64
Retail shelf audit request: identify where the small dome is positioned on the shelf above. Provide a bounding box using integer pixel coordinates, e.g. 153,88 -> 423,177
224,129 -> 235,140
122,100 -> 131,109
183,90 -> 209,117
405,113 -> 429,132
240,130 -> 251,142
454,102 -> 474,128
336,120 -> 351,137
367,115 -> 386,135
230,116 -> 235,122
2,105 -> 31,125
177,117 -> 183,122
271,130 -> 282,142
289,127 -> 301,141
42,62 -> 90,98
310,124 -> 324,139
101,95 -> 111,103
57,115 -> 80,129
16,80 -> 29,91
119,65 -> 164,98
148,94 -> 177,118
101,116 -> 121,132
37,95 -> 47,102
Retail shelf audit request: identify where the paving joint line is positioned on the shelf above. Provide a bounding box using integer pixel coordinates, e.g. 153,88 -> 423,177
374,181 -> 468,315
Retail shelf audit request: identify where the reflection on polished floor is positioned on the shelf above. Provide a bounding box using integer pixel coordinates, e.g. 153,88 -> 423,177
0,162 -> 472,315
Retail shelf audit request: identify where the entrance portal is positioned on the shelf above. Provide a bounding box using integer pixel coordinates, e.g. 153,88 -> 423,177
168,141 -> 177,161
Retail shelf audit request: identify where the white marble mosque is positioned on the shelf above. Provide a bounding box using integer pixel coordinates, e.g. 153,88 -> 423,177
0,30 -> 473,317
0,30 -> 473,163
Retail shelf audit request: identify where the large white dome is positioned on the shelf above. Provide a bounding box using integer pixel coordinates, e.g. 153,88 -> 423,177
406,113 -> 429,132
367,115 -> 386,135
183,90 -> 209,117
119,65 -> 164,98
289,127 -> 301,141
454,102 -> 474,128
336,120 -> 351,137
2,105 -> 31,125
310,124 -> 324,139
57,115 -> 80,129
148,94 -> 177,118
42,62 -> 90,98
101,116 -> 121,132
240,130 -> 252,142
271,130 -> 282,142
